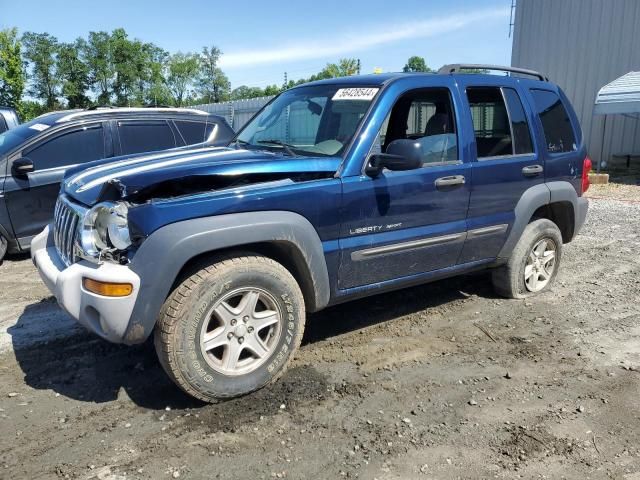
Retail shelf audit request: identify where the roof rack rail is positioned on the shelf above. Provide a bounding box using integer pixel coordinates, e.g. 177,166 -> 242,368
438,64 -> 548,81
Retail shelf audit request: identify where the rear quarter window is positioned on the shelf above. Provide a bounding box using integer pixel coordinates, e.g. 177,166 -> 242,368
530,89 -> 577,153
174,120 -> 215,145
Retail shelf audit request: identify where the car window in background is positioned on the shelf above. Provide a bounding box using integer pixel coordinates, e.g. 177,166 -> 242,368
25,125 -> 105,170
117,120 -> 176,155
174,120 -> 215,145
530,89 -> 577,153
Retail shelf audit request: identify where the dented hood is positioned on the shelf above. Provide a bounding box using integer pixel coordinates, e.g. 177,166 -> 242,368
63,146 -> 341,206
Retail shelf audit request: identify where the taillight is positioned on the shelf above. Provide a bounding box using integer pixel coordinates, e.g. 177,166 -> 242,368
581,156 -> 592,194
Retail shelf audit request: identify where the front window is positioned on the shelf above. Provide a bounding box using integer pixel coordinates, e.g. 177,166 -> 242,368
235,85 -> 378,157
0,119 -> 54,157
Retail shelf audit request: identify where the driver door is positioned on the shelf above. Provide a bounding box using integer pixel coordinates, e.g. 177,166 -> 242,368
4,123 -> 108,245
338,87 -> 471,290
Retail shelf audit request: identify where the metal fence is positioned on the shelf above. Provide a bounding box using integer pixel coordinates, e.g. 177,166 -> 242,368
193,96 -> 273,131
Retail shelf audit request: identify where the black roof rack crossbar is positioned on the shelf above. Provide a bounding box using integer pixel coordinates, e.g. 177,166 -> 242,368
438,64 -> 548,81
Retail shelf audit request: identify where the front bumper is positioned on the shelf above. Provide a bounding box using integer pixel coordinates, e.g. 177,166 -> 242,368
31,225 -> 140,343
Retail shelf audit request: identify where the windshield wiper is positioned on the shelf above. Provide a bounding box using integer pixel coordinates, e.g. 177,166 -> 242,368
256,139 -> 298,157
233,138 -> 252,149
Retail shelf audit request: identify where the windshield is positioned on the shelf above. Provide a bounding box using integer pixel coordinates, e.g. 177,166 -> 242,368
0,118 -> 55,157
235,85 -> 379,157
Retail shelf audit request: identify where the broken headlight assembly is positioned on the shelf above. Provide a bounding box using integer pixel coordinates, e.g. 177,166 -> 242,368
80,202 -> 132,260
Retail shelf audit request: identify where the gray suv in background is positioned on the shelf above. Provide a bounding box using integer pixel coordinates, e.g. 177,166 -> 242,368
0,107 -> 20,134
0,107 -> 234,261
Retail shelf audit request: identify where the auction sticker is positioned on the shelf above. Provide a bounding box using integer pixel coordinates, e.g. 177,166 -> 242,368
29,123 -> 50,132
332,88 -> 379,101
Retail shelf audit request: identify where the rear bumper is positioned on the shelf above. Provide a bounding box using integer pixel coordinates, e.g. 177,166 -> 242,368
31,225 -> 141,343
574,197 -> 589,237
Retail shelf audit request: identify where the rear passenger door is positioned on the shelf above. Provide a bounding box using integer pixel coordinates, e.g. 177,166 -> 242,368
458,81 -> 543,263
114,119 -> 177,156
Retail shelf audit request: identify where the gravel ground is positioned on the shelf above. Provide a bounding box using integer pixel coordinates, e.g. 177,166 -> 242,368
1,187 -> 639,479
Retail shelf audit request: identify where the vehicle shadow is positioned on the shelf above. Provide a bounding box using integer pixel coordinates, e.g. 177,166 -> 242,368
1,251 -> 30,264
8,270 -> 497,410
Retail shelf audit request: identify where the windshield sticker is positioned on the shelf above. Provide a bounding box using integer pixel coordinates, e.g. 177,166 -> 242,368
29,123 -> 50,132
332,88 -> 379,101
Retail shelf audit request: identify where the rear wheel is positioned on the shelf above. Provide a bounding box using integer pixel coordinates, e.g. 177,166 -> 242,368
154,254 -> 305,402
492,219 -> 562,299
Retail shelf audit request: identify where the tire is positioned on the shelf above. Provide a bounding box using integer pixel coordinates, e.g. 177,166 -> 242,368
492,219 -> 563,299
0,234 -> 7,263
154,253 -> 306,403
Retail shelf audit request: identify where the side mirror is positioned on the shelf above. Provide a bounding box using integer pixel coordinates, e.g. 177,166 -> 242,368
365,140 -> 422,177
12,157 -> 34,176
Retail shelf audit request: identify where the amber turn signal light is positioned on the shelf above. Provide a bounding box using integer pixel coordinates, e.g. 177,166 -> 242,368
82,278 -> 133,297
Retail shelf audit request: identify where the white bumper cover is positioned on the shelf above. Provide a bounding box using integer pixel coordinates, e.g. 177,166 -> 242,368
31,225 -> 140,343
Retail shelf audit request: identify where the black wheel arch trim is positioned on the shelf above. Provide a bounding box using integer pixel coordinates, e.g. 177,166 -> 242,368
124,211 -> 330,344
497,181 -> 584,262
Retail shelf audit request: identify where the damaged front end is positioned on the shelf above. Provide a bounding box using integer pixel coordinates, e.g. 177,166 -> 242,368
61,149 -> 342,264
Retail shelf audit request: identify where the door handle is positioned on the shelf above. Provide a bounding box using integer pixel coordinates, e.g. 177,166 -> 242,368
522,164 -> 543,176
435,175 -> 465,189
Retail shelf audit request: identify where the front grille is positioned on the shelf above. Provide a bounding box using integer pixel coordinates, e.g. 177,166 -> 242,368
53,196 -> 83,266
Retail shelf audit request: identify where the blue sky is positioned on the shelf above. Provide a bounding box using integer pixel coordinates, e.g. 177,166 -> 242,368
1,0 -> 514,89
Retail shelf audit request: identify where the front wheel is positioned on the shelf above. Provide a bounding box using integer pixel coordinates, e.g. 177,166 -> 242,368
492,219 -> 563,299
154,254 -> 306,402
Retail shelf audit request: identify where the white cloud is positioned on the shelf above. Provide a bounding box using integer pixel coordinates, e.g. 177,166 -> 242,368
219,6 -> 509,69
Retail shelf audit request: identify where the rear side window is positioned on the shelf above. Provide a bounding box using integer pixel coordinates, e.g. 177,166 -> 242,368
117,120 -> 176,155
467,87 -> 534,158
174,120 -> 215,145
503,88 -> 534,154
25,125 -> 105,170
467,87 -> 513,158
530,89 -> 576,153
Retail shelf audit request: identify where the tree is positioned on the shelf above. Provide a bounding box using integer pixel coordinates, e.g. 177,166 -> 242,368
403,56 -> 432,73
22,32 -> 60,109
85,31 -> 113,105
143,45 -> 171,106
57,39 -> 90,108
166,52 -> 199,106
197,46 -> 230,103
311,58 -> 359,81
0,28 -> 25,114
230,85 -> 265,100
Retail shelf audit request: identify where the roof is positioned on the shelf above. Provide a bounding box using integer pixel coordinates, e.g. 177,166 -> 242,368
28,107 -> 213,125
594,71 -> 640,115
300,69 -> 551,89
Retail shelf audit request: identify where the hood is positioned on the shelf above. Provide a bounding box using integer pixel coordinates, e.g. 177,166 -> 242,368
63,146 -> 341,206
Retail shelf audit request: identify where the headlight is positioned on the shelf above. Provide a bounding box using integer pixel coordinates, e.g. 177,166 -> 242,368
80,202 -> 131,257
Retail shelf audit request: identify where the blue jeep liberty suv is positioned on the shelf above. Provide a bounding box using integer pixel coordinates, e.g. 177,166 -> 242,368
32,65 -> 591,402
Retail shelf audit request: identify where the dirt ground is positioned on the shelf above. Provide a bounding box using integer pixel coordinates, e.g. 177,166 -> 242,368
1,184 -> 639,480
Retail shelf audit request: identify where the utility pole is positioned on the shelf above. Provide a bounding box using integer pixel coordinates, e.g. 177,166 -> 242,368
357,59 -> 361,75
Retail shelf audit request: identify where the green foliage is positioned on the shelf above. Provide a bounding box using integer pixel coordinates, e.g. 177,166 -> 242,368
403,56 -> 432,73
22,32 -> 60,108
57,39 -> 91,108
0,28 -> 25,114
167,52 -> 200,106
228,57 -> 361,101
197,46 -> 230,103
6,24 -> 369,112
85,31 -> 113,105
